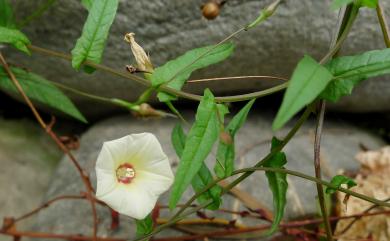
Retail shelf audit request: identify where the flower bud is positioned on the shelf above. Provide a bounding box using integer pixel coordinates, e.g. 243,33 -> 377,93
220,131 -> 233,145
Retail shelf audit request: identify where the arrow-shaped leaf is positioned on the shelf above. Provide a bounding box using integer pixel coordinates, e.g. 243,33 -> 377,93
0,67 -> 87,123
321,48 -> 390,101
71,0 -> 119,70
273,55 -> 333,130
172,123 -> 222,210
169,89 -> 219,209
152,43 -> 234,102
263,137 -> 288,235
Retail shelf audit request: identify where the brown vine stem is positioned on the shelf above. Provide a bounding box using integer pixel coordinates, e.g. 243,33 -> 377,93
152,210 -> 390,241
14,195 -> 86,223
312,4 -> 360,240
376,1 -> 390,48
313,100 -> 331,240
0,52 -> 98,241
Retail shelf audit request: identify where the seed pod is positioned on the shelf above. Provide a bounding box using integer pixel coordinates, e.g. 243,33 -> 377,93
201,1 -> 221,20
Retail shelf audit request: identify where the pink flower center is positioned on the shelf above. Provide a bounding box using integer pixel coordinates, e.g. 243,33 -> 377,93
116,163 -> 136,184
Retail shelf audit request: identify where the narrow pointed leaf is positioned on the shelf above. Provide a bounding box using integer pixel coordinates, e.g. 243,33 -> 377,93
331,0 -> 377,10
263,137 -> 288,235
321,48 -> 390,101
169,89 -> 219,209
326,175 -> 357,194
171,122 -> 223,210
152,43 -> 234,102
215,99 -> 255,178
71,0 -> 119,70
0,0 -> 16,28
273,55 -> 333,130
0,67 -> 87,123
135,214 -> 153,240
0,27 -> 30,54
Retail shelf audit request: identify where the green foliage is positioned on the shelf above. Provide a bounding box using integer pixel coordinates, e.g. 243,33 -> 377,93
81,0 -> 94,10
326,175 -> 357,194
71,0 -> 119,70
172,123 -> 223,211
214,99 -> 255,178
169,89 -> 219,209
273,55 -> 333,130
331,0 -> 354,10
0,0 -> 16,28
135,214 -> 153,240
263,137 -> 288,235
151,43 -> 234,102
321,48 -> 390,101
0,67 -> 87,123
360,0 -> 378,8
0,27 -> 31,54
331,0 -> 378,10
191,163 -> 222,210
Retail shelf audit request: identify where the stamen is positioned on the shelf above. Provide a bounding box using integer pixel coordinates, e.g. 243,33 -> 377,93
116,163 -> 136,184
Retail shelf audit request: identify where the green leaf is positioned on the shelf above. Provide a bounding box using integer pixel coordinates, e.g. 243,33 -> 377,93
331,0 -> 377,9
360,0 -> 378,8
169,89 -> 219,209
171,123 -> 186,157
0,27 -> 30,54
0,0 -> 16,28
273,55 -> 333,130
321,48 -> 390,101
135,214 -> 153,240
326,175 -> 357,194
214,99 -> 255,178
192,163 -> 222,210
263,137 -> 288,235
152,43 -> 235,102
71,0 -> 119,70
0,67 -> 87,123
171,123 -> 223,210
81,0 -> 94,10
330,0 -> 354,10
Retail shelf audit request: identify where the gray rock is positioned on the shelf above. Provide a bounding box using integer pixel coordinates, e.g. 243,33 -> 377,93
4,0 -> 390,117
0,118 -> 62,241
31,112 -> 385,240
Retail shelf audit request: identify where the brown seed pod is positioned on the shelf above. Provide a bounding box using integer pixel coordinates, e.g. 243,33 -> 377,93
201,1 -> 221,20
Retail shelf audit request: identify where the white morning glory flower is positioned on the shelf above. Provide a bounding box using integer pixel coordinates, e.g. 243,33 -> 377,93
95,133 -> 174,219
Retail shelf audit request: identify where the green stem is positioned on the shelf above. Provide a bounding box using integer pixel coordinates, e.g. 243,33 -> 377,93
17,0 -> 57,28
27,44 -> 287,102
376,1 -> 390,48
50,81 -> 113,104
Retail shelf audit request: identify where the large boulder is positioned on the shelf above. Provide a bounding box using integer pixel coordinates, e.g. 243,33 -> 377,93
30,112 -> 385,240
0,118 -> 62,241
5,0 -> 390,117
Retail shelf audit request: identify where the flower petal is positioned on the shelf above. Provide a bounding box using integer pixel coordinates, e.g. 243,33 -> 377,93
98,184 -> 157,220
135,170 -> 173,197
95,142 -> 116,171
95,168 -> 117,197
132,133 -> 173,178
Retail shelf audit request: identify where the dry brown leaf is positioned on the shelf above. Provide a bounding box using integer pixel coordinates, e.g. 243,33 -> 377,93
335,146 -> 390,241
